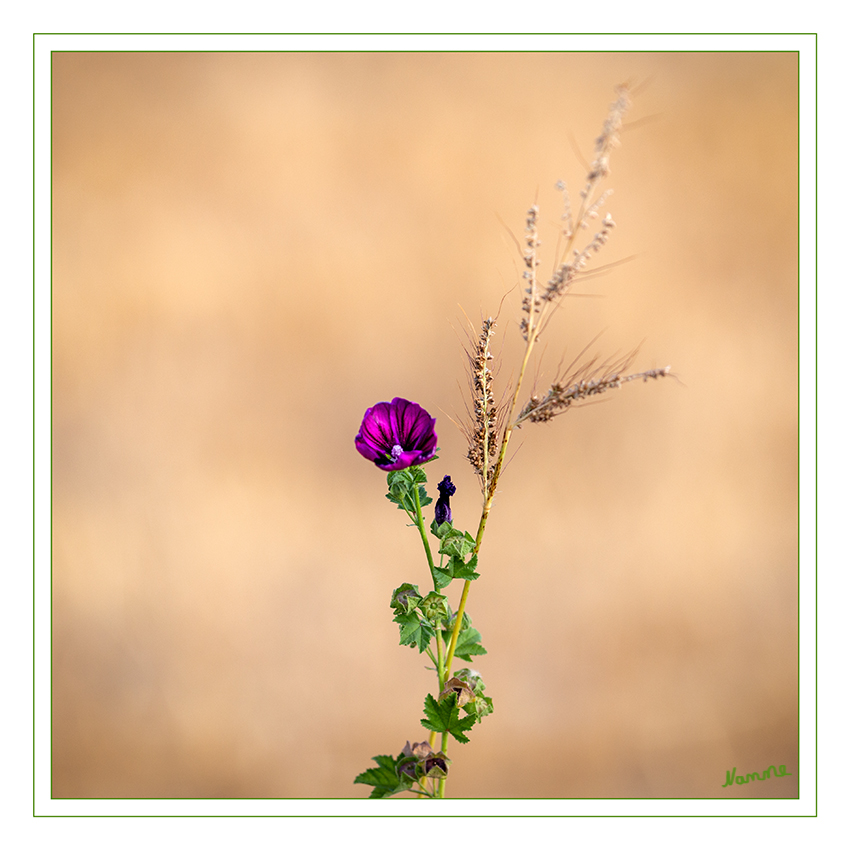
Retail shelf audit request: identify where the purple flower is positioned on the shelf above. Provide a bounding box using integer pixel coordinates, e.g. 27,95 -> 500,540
355,397 -> 438,471
435,475 -> 455,524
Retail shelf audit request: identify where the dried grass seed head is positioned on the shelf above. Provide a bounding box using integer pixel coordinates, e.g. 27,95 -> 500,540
587,84 -> 631,183
524,88 -> 631,319
516,351 -> 671,426
463,316 -> 504,490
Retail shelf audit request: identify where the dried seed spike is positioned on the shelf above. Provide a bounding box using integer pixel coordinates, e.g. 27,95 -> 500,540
515,356 -> 671,427
464,317 -> 501,492
520,204 -> 543,340
587,84 -> 631,183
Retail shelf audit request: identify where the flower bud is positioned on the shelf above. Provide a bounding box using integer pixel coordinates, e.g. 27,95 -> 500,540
390,583 -> 422,614
434,475 -> 456,524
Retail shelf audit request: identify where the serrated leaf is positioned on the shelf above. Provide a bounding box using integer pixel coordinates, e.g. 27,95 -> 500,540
420,693 -> 478,744
442,624 -> 487,661
454,627 -> 487,661
431,565 -> 453,589
450,553 -> 479,581
386,470 -> 414,511
394,610 -> 435,653
385,490 -> 412,513
386,469 -> 412,489
354,754 -> 414,798
386,469 -> 433,513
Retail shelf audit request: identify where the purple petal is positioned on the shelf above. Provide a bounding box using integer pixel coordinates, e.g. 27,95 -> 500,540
390,397 -> 437,450
388,398 -> 413,443
375,450 -> 424,471
357,402 -> 394,451
354,432 -> 382,461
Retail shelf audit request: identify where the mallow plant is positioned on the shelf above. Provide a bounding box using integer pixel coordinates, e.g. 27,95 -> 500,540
353,86 -> 671,799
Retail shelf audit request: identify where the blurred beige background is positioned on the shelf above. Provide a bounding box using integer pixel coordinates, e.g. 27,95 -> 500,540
51,51 -> 798,799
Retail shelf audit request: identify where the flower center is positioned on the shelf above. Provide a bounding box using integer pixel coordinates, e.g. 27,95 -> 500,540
391,444 -> 403,460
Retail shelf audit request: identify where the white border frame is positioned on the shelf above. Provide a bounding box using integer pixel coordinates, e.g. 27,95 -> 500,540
33,31 -> 817,820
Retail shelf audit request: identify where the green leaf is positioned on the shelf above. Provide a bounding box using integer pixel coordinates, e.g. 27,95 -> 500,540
420,693 -> 478,744
450,553 -> 480,582
442,624 -> 487,661
386,468 -> 432,514
394,610 -> 435,653
385,489 -> 415,514
354,754 -> 414,798
386,469 -> 410,490
431,564 -> 453,589
432,553 -> 478,588
386,470 -> 415,512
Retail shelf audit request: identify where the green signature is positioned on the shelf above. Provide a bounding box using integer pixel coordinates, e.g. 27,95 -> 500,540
722,765 -> 793,787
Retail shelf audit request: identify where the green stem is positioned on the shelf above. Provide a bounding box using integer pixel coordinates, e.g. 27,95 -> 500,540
412,479 -> 448,758
444,303 -> 540,680
412,481 -> 437,584
410,784 -> 435,798
437,731 -> 448,798
428,615 -> 447,755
